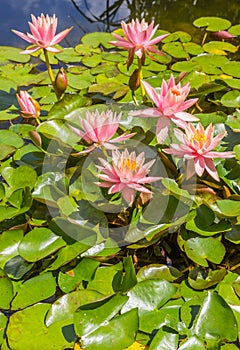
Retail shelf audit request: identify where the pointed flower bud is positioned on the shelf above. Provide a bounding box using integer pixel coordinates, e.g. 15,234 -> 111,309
16,91 -> 40,119
129,69 -> 141,91
54,67 -> 68,98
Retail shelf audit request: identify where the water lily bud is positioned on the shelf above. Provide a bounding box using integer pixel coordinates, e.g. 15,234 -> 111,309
54,67 -> 68,98
16,91 -> 40,119
129,69 -> 141,91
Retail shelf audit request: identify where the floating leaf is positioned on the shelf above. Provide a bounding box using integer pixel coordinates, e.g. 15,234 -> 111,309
184,236 -> 226,267
221,90 -> 240,108
193,17 -> 231,31
18,227 -> 66,262
11,272 -> 56,309
46,290 -> 103,326
193,291 -> 238,342
81,308 -> 138,350
203,41 -> 237,55
7,303 -> 72,350
0,268 -> 14,309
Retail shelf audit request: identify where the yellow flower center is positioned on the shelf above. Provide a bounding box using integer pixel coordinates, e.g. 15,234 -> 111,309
191,130 -> 207,144
120,158 -> 139,171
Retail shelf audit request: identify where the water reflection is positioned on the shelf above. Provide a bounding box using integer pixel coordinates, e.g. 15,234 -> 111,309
1,0 -> 240,48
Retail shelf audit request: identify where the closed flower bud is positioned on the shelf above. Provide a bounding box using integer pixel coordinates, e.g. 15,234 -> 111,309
129,68 -> 141,91
54,67 -> 68,98
16,91 -> 40,119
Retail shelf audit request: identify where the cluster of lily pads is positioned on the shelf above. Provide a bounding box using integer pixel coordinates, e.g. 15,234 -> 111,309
0,13 -> 240,350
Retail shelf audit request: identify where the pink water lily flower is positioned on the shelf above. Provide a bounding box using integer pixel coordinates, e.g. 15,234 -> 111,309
96,148 -> 161,205
69,109 -> 135,154
131,75 -> 199,142
164,123 -> 234,181
16,91 -> 40,119
110,18 -> 169,68
12,13 -> 73,54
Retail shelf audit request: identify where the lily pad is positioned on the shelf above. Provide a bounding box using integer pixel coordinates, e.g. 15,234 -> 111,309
193,17 -> 231,31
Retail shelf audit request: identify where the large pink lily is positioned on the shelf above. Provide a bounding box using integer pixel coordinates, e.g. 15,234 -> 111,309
131,75 -> 199,142
69,109 -> 135,154
12,13 -> 73,54
164,122 -> 234,181
110,18 -> 168,68
96,148 -> 161,205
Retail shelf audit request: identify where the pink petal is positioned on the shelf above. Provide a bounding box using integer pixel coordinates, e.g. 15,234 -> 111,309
186,160 -> 196,179
20,46 -> 41,54
156,116 -> 170,143
147,33 -> 169,45
194,157 -> 205,177
204,158 -> 219,181
141,80 -> 161,107
50,27 -> 73,45
12,29 -> 35,44
122,188 -> 135,206
108,183 -> 125,194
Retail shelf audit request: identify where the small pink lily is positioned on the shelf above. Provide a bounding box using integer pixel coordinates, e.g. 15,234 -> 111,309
69,109 -> 135,154
96,148 -> 161,205
164,123 -> 234,181
110,18 -> 168,68
131,75 -> 199,142
12,13 -> 73,54
16,91 -> 40,119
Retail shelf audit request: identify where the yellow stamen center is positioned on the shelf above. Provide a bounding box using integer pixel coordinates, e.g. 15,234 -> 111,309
120,158 -> 138,171
191,130 -> 207,144
171,87 -> 181,96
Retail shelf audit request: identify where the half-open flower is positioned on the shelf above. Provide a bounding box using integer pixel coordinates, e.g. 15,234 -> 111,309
110,18 -> 168,68
69,109 -> 135,154
12,13 -> 73,54
164,122 -> 234,181
96,148 -> 161,205
16,91 -> 40,119
131,75 -> 199,142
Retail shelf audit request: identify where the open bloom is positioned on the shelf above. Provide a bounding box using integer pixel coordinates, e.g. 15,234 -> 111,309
16,91 -> 40,119
110,18 -> 169,68
96,148 -> 161,205
164,123 -> 234,181
12,13 -> 73,54
131,75 -> 199,142
69,109 -> 135,154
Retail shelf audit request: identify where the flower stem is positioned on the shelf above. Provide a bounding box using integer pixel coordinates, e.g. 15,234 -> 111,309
43,49 -> 59,99
138,58 -> 146,102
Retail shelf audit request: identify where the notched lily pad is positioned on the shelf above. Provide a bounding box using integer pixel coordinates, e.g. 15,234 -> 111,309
193,17 -> 231,31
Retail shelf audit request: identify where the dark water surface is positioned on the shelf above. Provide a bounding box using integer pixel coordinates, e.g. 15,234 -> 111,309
1,0 -> 240,48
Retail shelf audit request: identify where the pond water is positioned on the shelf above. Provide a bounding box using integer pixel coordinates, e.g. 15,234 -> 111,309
1,0 -> 240,48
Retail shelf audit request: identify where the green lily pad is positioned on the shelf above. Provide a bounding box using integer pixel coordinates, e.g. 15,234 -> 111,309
81,32 -> 115,49
203,41 -> 237,55
46,289 -> 104,326
185,236 -> 226,267
221,61 -> 240,78
188,267 -> 227,290
11,272 -> 56,309
193,17 -> 231,31
0,268 -> 14,309
221,90 -> 240,108
216,199 -> 240,217
193,291 -> 238,342
149,326 -> 179,350
18,227 -> 66,262
0,46 -> 30,63
0,229 -> 24,268
162,42 -> 189,59
7,303 -> 72,350
55,48 -> 81,63
229,24 -> 240,36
